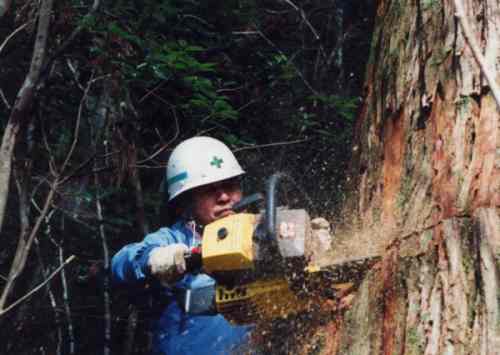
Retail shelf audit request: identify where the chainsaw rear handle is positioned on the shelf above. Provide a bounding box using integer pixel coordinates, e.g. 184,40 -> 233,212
232,192 -> 264,213
265,172 -> 288,241
184,247 -> 202,272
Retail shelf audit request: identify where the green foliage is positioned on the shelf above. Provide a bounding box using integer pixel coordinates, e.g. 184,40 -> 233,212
82,3 -> 245,125
309,94 -> 359,122
422,0 -> 440,10
107,22 -> 144,46
144,42 -> 212,75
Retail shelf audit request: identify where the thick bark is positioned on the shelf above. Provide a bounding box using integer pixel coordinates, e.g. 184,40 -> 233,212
348,0 -> 499,228
328,211 -> 499,355
313,0 -> 500,354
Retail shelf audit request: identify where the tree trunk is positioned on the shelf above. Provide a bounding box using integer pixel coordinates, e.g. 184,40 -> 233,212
317,0 -> 500,354
0,0 -> 53,236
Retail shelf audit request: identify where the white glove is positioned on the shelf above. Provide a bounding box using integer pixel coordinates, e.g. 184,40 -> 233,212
148,244 -> 189,286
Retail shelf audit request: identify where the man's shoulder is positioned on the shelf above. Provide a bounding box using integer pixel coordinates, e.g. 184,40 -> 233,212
144,227 -> 174,241
144,223 -> 189,244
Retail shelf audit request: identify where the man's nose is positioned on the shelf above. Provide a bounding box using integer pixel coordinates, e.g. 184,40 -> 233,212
216,188 -> 231,202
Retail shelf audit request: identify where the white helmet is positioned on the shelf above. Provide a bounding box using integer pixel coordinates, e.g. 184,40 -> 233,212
166,136 -> 245,201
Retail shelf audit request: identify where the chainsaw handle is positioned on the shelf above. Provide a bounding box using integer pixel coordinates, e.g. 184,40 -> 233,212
184,247 -> 202,272
232,193 -> 264,213
265,172 -> 286,241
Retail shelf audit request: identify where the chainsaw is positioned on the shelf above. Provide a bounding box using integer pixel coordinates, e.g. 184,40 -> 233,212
178,173 -> 325,324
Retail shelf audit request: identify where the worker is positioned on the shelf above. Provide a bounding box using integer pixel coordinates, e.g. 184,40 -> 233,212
111,136 -> 252,355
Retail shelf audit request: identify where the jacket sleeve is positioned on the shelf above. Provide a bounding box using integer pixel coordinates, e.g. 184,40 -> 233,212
111,228 -> 178,286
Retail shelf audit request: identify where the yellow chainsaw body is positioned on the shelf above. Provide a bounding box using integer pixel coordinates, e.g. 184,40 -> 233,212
200,211 -> 313,324
201,213 -> 257,273
215,279 -> 308,324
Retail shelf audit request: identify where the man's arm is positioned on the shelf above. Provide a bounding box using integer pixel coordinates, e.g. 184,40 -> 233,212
111,228 -> 189,287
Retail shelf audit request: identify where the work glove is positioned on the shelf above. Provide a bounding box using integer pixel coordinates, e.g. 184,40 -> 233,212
311,217 -> 333,251
148,244 -> 189,286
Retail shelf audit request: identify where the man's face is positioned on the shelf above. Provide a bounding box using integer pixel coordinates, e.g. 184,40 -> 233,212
191,178 -> 242,225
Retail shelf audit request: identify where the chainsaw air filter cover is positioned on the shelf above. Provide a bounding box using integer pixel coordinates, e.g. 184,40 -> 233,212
202,213 -> 258,274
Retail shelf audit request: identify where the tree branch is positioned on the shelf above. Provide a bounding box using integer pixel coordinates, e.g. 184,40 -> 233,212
0,66 -> 95,310
0,21 -> 31,55
95,183 -> 111,355
0,88 -> 11,110
58,245 -> 75,355
0,0 -> 54,236
0,255 -> 76,317
35,241 -> 63,355
282,0 -> 321,41
233,138 -> 309,152
136,106 -> 179,165
454,0 -> 500,109
253,29 -> 318,95
41,0 -> 101,79
90,80 -> 113,355
0,179 -> 58,309
0,0 -> 11,18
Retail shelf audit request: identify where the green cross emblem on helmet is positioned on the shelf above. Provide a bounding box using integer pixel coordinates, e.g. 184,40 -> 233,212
210,156 -> 224,168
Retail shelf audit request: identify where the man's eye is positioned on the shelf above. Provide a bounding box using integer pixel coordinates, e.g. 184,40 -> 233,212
223,183 -> 238,191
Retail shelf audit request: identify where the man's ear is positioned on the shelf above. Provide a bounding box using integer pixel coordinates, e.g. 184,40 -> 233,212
176,191 -> 196,219
161,191 -> 192,226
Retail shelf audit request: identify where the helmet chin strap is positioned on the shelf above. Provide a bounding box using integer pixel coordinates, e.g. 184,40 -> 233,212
181,204 -> 205,241
185,219 -> 204,248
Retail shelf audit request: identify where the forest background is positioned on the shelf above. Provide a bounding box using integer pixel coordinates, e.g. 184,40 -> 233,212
0,1 -> 375,354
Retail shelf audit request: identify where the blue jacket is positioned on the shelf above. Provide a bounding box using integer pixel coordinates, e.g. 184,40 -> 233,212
111,221 -> 252,355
